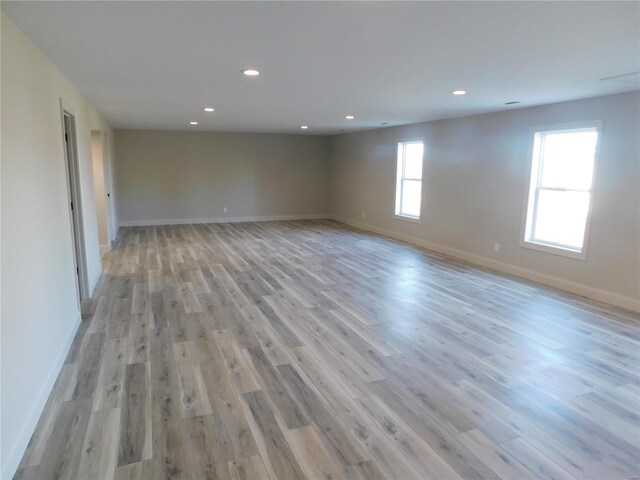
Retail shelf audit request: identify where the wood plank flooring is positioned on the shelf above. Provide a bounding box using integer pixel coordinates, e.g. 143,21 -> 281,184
15,220 -> 640,479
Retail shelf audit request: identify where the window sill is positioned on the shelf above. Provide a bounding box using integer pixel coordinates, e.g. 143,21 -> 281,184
520,240 -> 587,261
393,214 -> 421,224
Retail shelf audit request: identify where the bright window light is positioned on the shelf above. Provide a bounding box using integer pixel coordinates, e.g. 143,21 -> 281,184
522,124 -> 600,258
395,141 -> 424,221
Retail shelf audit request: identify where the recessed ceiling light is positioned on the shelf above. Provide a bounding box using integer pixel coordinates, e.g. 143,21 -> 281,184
243,69 -> 260,76
301,125 -> 308,129
203,107 -> 215,112
189,121 -> 198,125
345,115 -> 355,120
452,90 -> 467,95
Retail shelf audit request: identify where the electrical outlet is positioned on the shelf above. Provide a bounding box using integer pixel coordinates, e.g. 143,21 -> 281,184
223,207 -> 228,213
362,211 -> 366,219
494,242 -> 500,252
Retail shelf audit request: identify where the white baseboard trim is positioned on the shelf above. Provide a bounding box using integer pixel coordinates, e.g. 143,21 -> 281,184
331,215 -> 640,313
1,314 -> 82,480
119,213 -> 330,228
99,244 -> 111,254
89,269 -> 101,297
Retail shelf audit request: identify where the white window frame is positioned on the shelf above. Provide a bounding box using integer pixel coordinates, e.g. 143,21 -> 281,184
520,121 -> 602,261
394,139 -> 424,223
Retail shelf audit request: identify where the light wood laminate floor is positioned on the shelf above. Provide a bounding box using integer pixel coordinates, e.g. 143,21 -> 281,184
15,220 -> 640,480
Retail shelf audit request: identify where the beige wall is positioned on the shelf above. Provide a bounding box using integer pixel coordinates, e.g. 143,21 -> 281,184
329,92 -> 640,310
1,12 -> 114,477
115,130 -> 330,225
91,131 -> 109,248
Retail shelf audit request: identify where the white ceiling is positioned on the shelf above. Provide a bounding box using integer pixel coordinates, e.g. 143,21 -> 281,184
3,1 -> 639,134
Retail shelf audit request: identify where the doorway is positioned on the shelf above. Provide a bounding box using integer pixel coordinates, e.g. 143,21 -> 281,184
62,107 -> 89,302
91,131 -> 110,252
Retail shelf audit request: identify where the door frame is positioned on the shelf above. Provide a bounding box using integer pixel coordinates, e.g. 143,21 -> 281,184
102,132 -> 116,244
91,129 -> 111,251
60,99 -> 89,302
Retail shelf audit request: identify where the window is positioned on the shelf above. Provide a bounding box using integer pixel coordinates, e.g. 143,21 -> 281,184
395,141 -> 424,221
522,122 -> 601,259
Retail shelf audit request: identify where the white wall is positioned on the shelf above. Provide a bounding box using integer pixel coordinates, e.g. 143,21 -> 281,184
329,92 -> 640,311
115,130 -> 330,225
0,12 -> 113,478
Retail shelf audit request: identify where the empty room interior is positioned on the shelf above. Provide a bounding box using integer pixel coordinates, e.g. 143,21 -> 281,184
2,1 -> 640,479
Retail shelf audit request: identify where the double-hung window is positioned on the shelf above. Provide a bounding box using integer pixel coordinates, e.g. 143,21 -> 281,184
395,140 -> 424,221
522,122 -> 601,259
